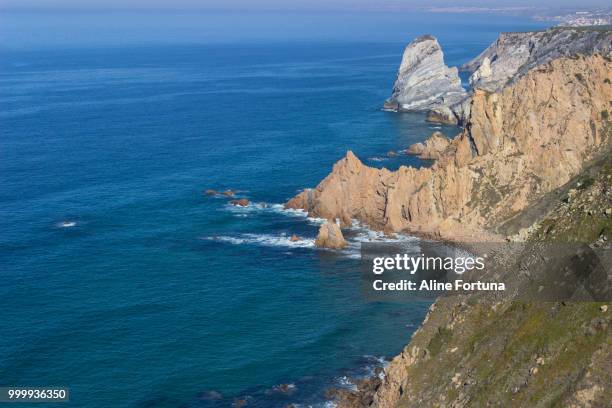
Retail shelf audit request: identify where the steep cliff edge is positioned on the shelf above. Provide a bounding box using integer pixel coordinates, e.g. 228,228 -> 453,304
384,35 -> 467,113
287,55 -> 612,241
338,153 -> 612,408
463,26 -> 612,92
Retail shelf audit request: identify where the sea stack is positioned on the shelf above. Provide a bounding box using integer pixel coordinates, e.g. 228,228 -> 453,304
315,221 -> 348,249
384,35 -> 467,113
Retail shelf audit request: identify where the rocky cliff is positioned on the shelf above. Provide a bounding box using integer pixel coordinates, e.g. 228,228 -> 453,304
336,152 -> 612,408
384,35 -> 467,113
288,54 -> 611,241
463,26 -> 612,92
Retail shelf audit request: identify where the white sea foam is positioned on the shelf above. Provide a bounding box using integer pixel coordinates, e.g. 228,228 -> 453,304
368,156 -> 388,162
363,355 -> 388,366
207,233 -> 315,249
220,200 -> 418,256
57,221 -> 77,228
304,402 -> 337,408
342,220 -> 419,258
335,376 -> 358,392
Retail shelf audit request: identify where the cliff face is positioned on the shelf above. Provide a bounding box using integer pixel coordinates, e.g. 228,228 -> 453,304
287,55 -> 611,240
384,35 -> 467,113
344,153 -> 612,408
463,27 -> 612,92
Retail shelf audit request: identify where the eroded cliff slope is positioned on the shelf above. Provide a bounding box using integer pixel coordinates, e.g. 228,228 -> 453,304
337,153 -> 612,408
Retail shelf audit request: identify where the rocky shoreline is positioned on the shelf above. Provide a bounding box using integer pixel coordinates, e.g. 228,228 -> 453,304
288,53 -> 610,241
289,26 -> 612,407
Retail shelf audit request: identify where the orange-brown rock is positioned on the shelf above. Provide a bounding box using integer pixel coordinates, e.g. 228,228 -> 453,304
405,131 -> 451,160
230,198 -> 249,207
289,234 -> 300,242
314,221 -> 348,249
286,55 -> 611,241
222,190 -> 236,197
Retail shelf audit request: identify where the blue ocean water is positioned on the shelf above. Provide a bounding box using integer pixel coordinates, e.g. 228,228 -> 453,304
0,11 -> 548,408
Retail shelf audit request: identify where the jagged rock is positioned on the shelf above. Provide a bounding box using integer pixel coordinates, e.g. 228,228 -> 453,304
315,221 -> 348,249
289,55 -> 611,241
385,35 -> 467,112
405,131 -> 451,160
405,142 -> 425,155
230,198 -> 249,207
463,27 -> 612,92
266,383 -> 296,395
425,106 -> 458,125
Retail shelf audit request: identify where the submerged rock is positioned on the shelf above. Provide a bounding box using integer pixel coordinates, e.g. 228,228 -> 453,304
204,189 -> 218,196
198,390 -> 223,400
223,190 -> 236,197
266,383 -> 296,395
232,398 -> 248,408
230,198 -> 249,207
385,35 -> 467,112
315,221 -> 348,249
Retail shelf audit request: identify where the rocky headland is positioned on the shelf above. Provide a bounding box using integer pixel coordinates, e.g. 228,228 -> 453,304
332,151 -> 612,408
288,54 -> 611,241
289,25 -> 612,408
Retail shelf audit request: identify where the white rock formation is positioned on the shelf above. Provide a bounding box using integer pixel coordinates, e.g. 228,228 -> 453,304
384,35 -> 467,112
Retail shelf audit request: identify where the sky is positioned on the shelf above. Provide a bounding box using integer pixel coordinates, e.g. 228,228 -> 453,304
0,0 -> 610,12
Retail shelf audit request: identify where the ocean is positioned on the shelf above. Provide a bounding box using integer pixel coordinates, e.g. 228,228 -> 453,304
0,11 -> 548,407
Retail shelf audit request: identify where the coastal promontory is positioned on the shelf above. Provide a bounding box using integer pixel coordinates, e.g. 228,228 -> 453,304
288,54 -> 611,241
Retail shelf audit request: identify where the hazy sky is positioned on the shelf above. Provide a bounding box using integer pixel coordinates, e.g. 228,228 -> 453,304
1,0 -> 609,11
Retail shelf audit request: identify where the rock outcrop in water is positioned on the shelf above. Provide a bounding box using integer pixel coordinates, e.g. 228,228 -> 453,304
405,131 -> 451,160
315,221 -> 348,249
384,35 -> 467,115
288,54 -> 611,241
463,26 -> 612,92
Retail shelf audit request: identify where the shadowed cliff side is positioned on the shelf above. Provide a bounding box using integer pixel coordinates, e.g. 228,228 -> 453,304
286,54 -> 612,241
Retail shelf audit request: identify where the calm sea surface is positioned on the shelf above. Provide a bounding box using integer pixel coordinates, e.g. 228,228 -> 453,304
0,11 -> 548,407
